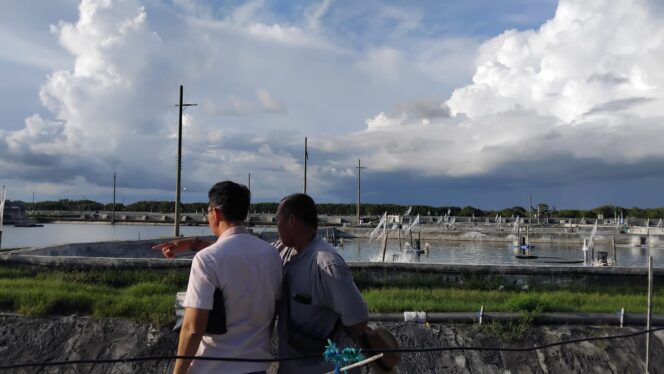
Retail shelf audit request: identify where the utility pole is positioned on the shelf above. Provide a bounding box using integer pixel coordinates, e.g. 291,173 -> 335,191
529,193 -> 533,224
356,159 -> 366,225
247,172 -> 252,224
0,185 -> 5,249
646,255 -> 653,373
112,172 -> 116,224
304,137 -> 308,194
174,85 -> 197,237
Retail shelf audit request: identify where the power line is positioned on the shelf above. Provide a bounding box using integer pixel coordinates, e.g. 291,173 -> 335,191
2,327 -> 662,371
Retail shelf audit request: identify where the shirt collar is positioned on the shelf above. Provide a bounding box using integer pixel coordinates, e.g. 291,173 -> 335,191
288,234 -> 321,263
218,225 -> 248,240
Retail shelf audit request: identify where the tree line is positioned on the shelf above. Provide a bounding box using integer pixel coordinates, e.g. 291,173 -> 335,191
13,199 -> 664,219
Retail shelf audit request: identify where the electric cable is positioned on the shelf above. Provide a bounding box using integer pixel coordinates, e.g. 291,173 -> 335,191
1,327 -> 663,370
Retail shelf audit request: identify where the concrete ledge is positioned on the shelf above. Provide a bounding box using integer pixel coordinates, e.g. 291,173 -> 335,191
350,262 -> 660,275
2,252 -> 662,288
0,254 -> 192,269
349,262 -> 664,288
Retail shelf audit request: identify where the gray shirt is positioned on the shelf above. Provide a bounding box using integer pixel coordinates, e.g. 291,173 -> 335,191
276,236 -> 369,374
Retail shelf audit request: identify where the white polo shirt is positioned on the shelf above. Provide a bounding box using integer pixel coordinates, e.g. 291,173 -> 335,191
183,226 -> 282,374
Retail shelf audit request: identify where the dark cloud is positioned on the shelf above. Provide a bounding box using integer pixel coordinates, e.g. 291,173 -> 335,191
587,73 -> 630,85
317,158 -> 664,210
395,100 -> 451,120
585,97 -> 657,115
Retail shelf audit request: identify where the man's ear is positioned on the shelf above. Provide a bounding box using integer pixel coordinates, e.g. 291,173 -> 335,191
213,207 -> 224,222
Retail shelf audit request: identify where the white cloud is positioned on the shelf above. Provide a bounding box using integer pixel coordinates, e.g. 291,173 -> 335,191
350,0 -> 664,187
447,0 -> 664,122
14,0 -> 662,206
305,0 -> 333,30
257,89 -> 285,113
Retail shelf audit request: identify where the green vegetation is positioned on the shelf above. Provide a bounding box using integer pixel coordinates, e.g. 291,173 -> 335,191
362,287 -> 664,314
1,266 -> 662,326
12,198 -> 664,218
476,307 -> 543,342
0,267 -> 188,325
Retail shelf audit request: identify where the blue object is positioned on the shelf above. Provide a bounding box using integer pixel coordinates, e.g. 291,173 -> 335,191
324,339 -> 365,373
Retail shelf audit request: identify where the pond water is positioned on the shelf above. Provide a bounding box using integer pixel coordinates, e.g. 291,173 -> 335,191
1,223 -> 661,267
336,238 -> 662,267
0,223 -> 211,249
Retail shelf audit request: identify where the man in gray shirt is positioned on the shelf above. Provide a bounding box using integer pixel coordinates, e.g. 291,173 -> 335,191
275,193 -> 369,373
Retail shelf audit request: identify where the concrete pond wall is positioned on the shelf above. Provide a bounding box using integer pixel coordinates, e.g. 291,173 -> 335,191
2,237 -> 663,288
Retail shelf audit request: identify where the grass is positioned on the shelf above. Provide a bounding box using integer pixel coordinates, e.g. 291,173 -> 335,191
1,266 -> 662,325
475,307 -> 543,342
361,287 -> 664,314
0,266 -> 188,325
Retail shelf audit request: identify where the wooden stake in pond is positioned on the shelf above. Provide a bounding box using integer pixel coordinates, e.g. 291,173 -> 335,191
398,225 -> 402,251
612,237 -> 617,266
381,231 -> 389,262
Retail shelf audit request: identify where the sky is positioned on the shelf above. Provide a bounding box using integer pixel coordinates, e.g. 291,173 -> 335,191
1,0 -> 664,209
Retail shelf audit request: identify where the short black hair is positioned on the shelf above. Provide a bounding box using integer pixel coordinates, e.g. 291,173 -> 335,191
208,181 -> 250,222
280,193 -> 318,230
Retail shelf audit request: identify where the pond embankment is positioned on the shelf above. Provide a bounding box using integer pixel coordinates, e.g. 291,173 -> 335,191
1,314 -> 663,373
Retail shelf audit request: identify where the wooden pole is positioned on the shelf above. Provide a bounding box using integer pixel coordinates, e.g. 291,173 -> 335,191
529,193 -> 532,224
175,85 -> 183,237
112,172 -> 116,224
174,85 -> 196,237
612,237 -> 617,266
356,159 -> 361,225
645,256 -> 653,373
398,225 -> 402,251
381,231 -> 389,262
0,185 -> 4,249
324,354 -> 384,374
304,137 -> 307,194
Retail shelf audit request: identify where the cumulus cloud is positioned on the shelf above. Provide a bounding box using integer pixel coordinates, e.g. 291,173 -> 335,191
0,0 -> 303,199
447,0 -> 664,122
365,100 -> 451,129
353,0 -> 664,196
7,0 -> 661,207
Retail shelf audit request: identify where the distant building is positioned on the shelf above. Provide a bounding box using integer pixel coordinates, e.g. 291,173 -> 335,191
387,215 -> 402,224
2,201 -> 27,225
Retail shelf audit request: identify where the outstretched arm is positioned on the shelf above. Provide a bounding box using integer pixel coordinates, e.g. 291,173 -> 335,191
152,237 -> 213,259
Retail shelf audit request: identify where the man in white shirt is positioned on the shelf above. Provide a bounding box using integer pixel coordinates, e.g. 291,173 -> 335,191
159,181 -> 282,374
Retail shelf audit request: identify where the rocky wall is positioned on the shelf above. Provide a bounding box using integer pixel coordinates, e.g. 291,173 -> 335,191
1,314 -> 663,373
